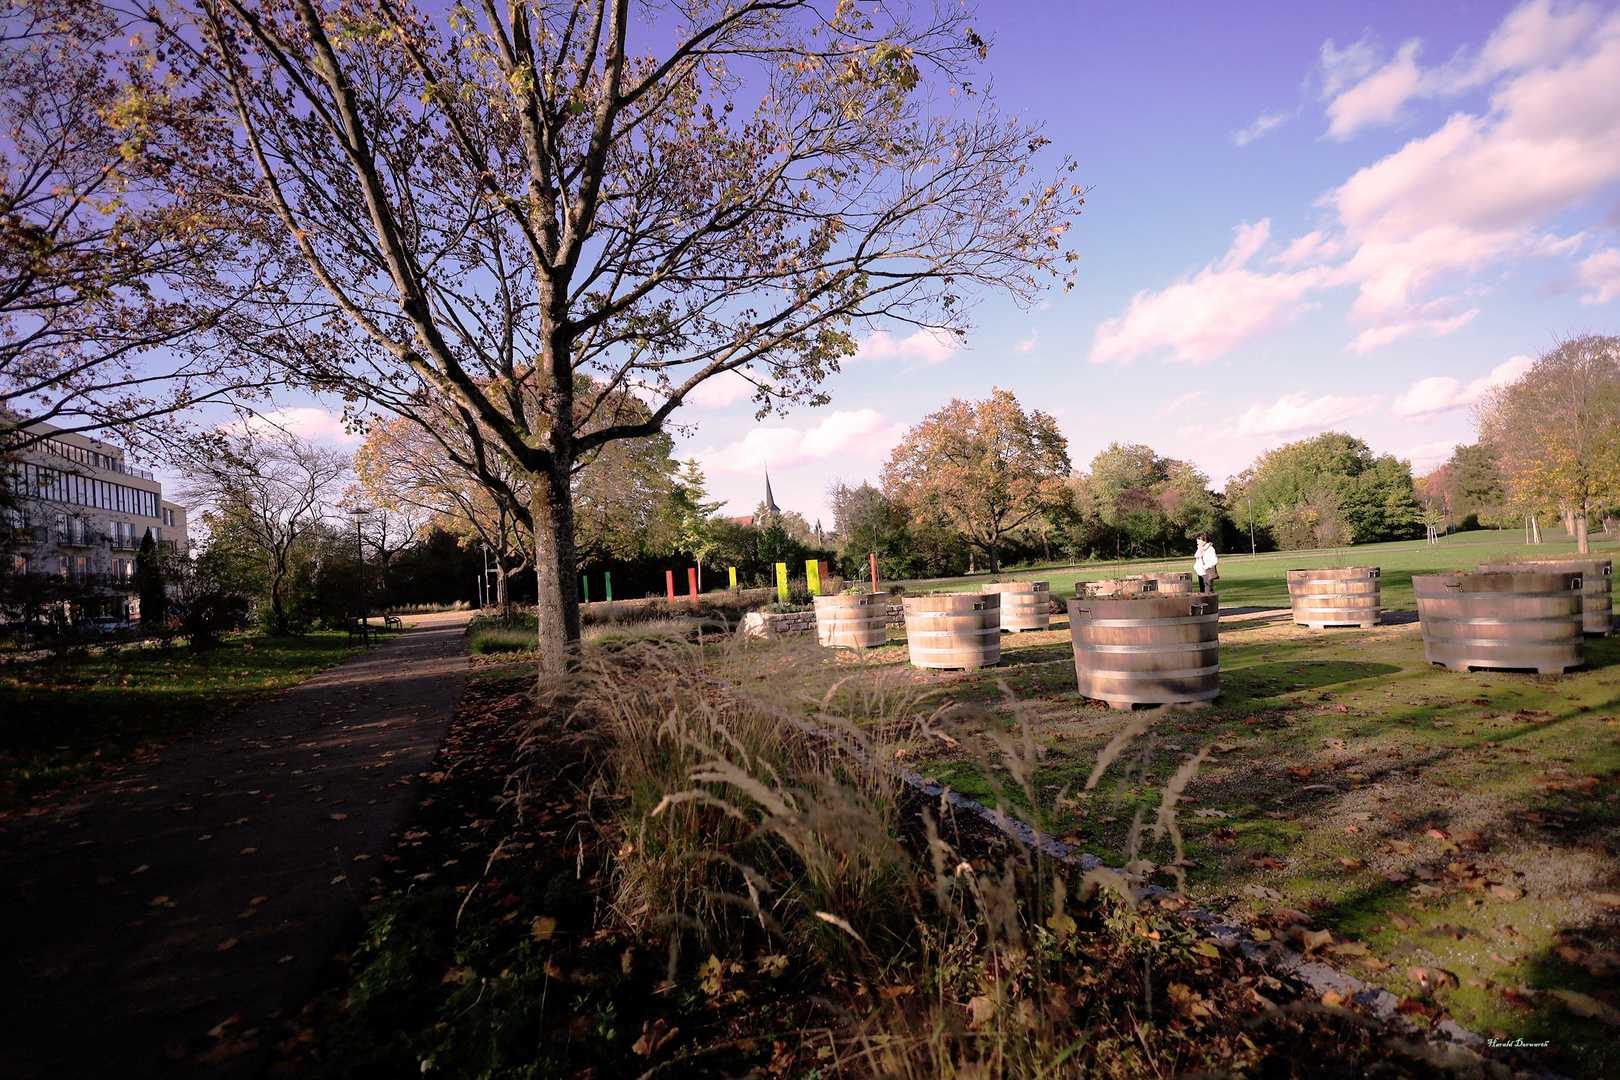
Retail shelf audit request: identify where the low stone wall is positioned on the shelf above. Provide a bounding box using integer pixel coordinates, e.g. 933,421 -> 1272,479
737,609 -> 818,639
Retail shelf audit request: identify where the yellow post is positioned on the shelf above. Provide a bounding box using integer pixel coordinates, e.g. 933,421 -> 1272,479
806,559 -> 821,596
775,562 -> 789,602
728,566 -> 738,590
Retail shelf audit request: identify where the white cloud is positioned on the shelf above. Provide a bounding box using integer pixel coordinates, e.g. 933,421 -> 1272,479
1390,355 -> 1534,416
231,407 -> 363,446
853,328 -> 960,366
686,369 -> 761,409
697,408 -> 905,475
1233,392 -> 1384,436
1402,440 -> 1463,473
1319,1 -> 1607,140
1100,3 -> 1620,359
1090,220 -> 1326,364
1324,38 -> 1424,139
1153,390 -> 1206,420
1015,328 -> 1038,354
1320,38 -> 1382,99
1571,247 -> 1620,303
1234,110 -> 1292,146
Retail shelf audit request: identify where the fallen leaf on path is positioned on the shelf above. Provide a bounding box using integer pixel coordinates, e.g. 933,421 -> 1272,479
1339,858 -> 1365,869
1301,929 -> 1333,952
530,916 -> 557,942
1388,913 -> 1418,930
1593,892 -> 1620,907
1489,884 -> 1523,901
216,938 -> 238,952
238,847 -> 256,855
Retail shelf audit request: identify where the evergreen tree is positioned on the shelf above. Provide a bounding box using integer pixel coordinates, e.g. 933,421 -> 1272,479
134,530 -> 167,628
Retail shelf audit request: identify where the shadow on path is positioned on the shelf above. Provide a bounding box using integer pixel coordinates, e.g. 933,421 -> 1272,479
0,612 -> 473,1080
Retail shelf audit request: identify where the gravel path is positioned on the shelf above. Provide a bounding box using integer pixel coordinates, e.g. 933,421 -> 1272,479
0,611 -> 473,1080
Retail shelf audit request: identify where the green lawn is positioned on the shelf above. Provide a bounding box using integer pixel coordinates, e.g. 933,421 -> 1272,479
890,528 -> 1620,612
818,531 -> 1620,1078
0,633 -> 366,808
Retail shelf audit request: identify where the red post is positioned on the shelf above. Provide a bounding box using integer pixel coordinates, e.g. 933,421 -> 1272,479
687,567 -> 699,604
817,560 -> 830,593
665,569 -> 675,601
870,551 -> 879,593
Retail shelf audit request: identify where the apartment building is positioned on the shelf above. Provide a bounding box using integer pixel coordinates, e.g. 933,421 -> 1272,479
4,421 -> 189,614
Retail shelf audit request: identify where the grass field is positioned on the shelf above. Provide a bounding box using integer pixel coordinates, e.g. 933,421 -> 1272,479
0,633 -> 366,809
889,527 -> 1620,612
816,529 -> 1620,1078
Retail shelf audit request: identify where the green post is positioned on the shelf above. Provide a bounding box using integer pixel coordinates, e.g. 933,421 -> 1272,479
581,574 -> 589,604
775,562 -> 789,603
728,566 -> 737,590
604,571 -> 613,615
805,558 -> 821,596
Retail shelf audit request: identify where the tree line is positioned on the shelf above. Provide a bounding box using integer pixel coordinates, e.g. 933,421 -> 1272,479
1,0 -> 1613,659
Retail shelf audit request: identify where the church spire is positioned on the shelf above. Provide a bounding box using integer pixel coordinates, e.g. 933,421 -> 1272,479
764,466 -> 781,514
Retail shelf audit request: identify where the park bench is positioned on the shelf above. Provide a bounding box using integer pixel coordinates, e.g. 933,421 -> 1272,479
345,618 -> 371,644
383,615 -> 403,631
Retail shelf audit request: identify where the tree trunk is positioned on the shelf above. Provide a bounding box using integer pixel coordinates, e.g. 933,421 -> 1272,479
1578,505 -> 1590,555
988,542 -> 1001,574
530,467 -> 581,675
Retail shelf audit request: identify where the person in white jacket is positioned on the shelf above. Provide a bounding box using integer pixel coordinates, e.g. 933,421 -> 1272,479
1193,534 -> 1219,593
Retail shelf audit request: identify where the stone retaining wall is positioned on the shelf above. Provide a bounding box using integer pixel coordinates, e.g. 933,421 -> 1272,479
737,609 -> 818,639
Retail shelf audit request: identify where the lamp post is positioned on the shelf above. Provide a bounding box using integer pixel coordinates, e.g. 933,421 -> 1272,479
349,506 -> 371,644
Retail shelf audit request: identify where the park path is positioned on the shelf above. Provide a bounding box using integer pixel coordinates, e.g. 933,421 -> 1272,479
0,611 -> 474,1080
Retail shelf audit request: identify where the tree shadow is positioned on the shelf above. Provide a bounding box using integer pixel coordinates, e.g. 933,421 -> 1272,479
1222,660 -> 1402,700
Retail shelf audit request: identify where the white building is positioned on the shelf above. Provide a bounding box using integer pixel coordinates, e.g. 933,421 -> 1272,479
5,421 -> 189,615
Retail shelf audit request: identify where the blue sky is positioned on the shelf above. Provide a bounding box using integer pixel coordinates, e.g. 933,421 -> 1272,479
210,0 -> 1620,533
672,0 -> 1620,528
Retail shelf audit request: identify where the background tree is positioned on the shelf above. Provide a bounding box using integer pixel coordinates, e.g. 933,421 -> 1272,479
161,0 -> 1084,671
1227,432 -> 1422,550
0,0 -> 275,456
882,388 -> 1070,573
670,459 -> 724,589
1448,443 -> 1509,528
134,529 -> 166,628
1478,334 -> 1620,554
179,428 -> 349,633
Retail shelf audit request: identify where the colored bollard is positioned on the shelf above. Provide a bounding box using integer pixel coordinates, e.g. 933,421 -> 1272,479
581,575 -> 589,604
806,559 -> 821,596
870,552 -> 879,593
729,566 -> 738,590
665,570 -> 675,602
605,571 -> 613,614
776,562 -> 789,603
688,567 -> 699,604
818,560 -> 830,593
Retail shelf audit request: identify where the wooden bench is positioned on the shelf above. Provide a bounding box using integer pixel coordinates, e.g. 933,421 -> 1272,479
383,615 -> 403,631
345,618 -> 371,644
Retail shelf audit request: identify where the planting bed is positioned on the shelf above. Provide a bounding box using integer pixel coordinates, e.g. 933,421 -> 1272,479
279,618 -> 1608,1079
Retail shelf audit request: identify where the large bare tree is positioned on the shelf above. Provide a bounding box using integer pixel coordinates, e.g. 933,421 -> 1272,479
159,0 -> 1084,670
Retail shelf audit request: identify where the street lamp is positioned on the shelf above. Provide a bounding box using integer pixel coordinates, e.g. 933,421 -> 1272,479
348,506 -> 372,644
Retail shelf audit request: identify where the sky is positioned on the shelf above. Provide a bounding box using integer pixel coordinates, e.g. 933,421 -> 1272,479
198,0 -> 1620,531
